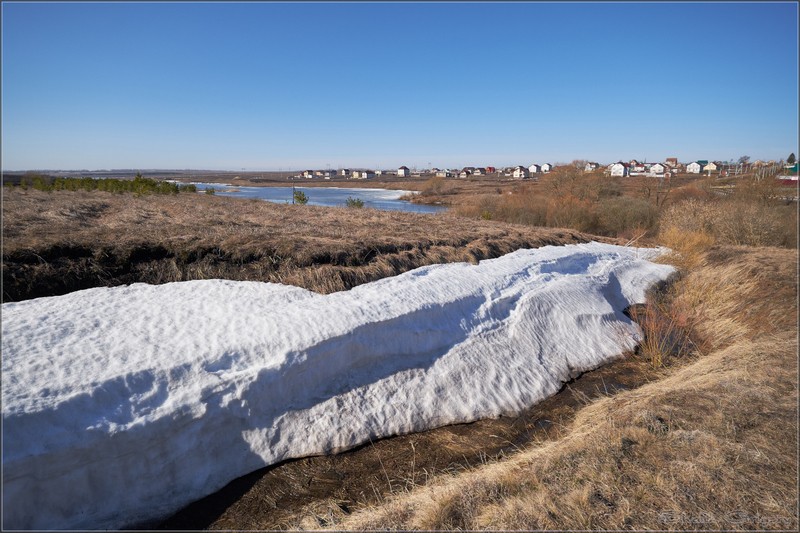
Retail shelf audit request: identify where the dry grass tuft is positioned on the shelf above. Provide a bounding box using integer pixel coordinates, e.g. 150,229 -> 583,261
627,291 -> 697,369
658,226 -> 715,270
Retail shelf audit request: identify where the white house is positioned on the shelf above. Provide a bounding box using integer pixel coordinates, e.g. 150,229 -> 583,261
610,162 -> 629,177
398,166 -> 410,177
459,170 -> 471,178
473,168 -> 486,176
648,163 -> 666,176
436,170 -> 452,178
704,162 -> 719,174
303,170 -> 315,178
584,162 -> 600,172
512,166 -> 530,179
361,170 -> 376,179
540,163 -> 552,173
687,162 -> 702,174
528,164 -> 541,174
323,170 -> 336,179
340,168 -> 351,177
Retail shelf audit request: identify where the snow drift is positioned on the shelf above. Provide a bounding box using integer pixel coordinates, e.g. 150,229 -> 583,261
2,242 -> 675,530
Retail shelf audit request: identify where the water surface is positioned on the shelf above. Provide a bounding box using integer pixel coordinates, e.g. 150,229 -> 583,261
192,183 -> 445,214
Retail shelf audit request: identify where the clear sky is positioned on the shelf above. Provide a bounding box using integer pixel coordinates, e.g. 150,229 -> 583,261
2,1 -> 798,171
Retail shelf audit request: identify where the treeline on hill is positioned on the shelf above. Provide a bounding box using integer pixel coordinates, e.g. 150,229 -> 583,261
449,166 -> 797,248
5,173 -> 197,195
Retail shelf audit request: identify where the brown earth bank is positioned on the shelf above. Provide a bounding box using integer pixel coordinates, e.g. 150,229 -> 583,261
1,188 -> 613,302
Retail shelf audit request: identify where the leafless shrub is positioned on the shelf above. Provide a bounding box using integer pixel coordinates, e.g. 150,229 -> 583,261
660,198 -> 797,248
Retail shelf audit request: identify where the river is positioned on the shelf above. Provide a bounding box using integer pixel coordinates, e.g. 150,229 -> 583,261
191,183 -> 445,214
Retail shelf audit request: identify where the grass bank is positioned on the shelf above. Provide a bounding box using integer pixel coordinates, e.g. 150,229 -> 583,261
2,188 -> 605,302
322,245 -> 798,531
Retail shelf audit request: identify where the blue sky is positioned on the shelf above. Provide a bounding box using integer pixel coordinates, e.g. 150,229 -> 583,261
2,1 -> 798,170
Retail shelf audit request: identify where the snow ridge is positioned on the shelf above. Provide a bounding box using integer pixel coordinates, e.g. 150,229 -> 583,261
1,242 -> 674,530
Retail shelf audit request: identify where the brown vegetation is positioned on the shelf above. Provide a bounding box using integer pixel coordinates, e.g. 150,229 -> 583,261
449,168 -> 798,247
328,245 -> 798,531
660,196 -> 797,250
3,176 -> 796,531
452,169 -> 664,240
1,188 -> 606,302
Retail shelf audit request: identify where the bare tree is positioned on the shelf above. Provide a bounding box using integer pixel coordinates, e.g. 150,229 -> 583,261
632,175 -> 673,208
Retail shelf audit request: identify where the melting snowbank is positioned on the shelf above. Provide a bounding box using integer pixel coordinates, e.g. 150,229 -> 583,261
2,242 -> 674,530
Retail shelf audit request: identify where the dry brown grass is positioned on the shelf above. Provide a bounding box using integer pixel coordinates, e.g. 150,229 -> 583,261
4,186 -> 796,530
329,246 -> 798,531
658,227 -> 716,270
451,169 -> 667,240
660,197 -> 797,249
1,188 -> 607,301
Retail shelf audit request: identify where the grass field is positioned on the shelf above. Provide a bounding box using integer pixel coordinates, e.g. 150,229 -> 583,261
2,173 -> 797,530
1,188 -> 607,301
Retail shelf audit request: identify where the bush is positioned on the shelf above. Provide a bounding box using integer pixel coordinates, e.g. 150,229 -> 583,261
205,187 -> 216,195
541,167 -> 621,202
660,198 -> 797,248
659,226 -> 715,269
545,196 -> 598,233
345,196 -> 364,208
596,197 -> 659,237
628,291 -> 696,368
420,175 -> 449,196
293,190 -> 309,205
669,181 -> 717,204
9,174 -> 195,196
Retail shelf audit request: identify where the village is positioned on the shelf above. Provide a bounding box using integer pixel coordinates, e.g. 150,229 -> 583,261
294,157 -> 798,181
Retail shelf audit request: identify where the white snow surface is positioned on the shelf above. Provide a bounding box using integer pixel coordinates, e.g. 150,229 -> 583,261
2,242 -> 674,530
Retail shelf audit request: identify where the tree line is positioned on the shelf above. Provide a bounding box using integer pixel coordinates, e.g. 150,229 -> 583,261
5,173 -> 197,195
